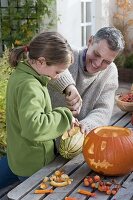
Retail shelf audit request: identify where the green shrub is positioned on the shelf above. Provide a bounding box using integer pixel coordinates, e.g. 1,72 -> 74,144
0,47 -> 12,157
114,53 -> 133,69
0,0 -> 56,49
114,53 -> 126,68
124,54 -> 133,68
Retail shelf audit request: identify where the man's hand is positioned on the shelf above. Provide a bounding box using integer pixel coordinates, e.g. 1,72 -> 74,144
80,124 -> 89,135
64,85 -> 82,116
70,118 -> 87,136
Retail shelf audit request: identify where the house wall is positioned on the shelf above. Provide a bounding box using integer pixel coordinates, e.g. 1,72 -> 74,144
56,0 -> 110,49
56,0 -> 81,49
95,0 -> 109,32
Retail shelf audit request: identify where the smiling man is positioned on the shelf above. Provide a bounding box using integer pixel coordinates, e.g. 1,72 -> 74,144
48,27 -> 125,134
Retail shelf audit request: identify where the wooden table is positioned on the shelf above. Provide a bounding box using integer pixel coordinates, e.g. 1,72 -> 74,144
7,105 -> 133,200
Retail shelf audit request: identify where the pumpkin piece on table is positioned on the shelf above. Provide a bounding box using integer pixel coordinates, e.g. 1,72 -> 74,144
59,126 -> 85,159
39,182 -> 48,189
34,189 -> 54,194
77,189 -> 96,197
50,170 -> 73,187
65,197 -> 78,200
83,126 -> 133,176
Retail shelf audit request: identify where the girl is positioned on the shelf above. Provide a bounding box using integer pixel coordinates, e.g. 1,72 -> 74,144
0,31 -> 78,188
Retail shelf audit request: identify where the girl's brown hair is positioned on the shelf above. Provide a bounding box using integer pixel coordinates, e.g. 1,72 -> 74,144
9,31 -> 73,67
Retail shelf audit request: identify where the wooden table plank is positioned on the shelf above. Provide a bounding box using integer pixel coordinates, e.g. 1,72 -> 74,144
64,173 -> 130,200
89,175 -> 129,200
113,172 -> 133,200
109,105 -> 127,125
20,154 -> 85,200
126,122 -> 133,128
0,182 -> 20,199
7,156 -> 67,200
8,154 -> 85,200
113,112 -> 132,127
43,162 -> 90,200
66,179 -> 94,200
1,196 -> 9,200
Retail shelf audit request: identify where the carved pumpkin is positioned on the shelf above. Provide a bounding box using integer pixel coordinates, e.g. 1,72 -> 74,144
83,126 -> 133,176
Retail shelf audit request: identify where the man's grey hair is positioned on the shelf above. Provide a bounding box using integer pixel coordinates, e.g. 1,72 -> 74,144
93,26 -> 125,52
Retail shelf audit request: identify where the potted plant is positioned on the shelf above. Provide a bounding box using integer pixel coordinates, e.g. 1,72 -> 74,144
115,53 -> 133,83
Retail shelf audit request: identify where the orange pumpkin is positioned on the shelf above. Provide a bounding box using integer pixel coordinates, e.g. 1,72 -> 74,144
83,126 -> 133,176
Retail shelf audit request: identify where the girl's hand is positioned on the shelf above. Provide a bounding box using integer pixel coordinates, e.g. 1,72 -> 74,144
71,117 -> 80,128
65,85 -> 82,117
62,118 -> 82,140
71,118 -> 86,135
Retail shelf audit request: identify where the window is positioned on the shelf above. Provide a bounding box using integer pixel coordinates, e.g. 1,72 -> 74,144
81,0 -> 95,47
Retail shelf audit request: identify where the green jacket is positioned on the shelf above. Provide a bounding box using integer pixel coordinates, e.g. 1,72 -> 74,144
6,61 -> 72,176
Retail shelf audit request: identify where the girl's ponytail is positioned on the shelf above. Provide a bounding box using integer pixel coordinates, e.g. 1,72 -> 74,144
9,31 -> 73,68
9,46 -> 28,67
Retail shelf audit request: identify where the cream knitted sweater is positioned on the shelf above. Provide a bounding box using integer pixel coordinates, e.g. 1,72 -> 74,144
48,49 -> 118,132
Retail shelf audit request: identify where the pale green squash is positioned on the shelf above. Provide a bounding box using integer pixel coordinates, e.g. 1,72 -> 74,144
59,127 -> 85,159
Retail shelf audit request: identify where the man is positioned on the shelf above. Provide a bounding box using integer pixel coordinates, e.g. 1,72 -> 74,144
48,27 -> 125,133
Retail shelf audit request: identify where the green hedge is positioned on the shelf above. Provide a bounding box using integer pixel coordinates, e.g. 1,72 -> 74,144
0,0 -> 56,49
0,48 -> 12,157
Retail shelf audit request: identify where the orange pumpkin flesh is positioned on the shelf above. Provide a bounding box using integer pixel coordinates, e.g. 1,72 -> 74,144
83,126 -> 133,176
